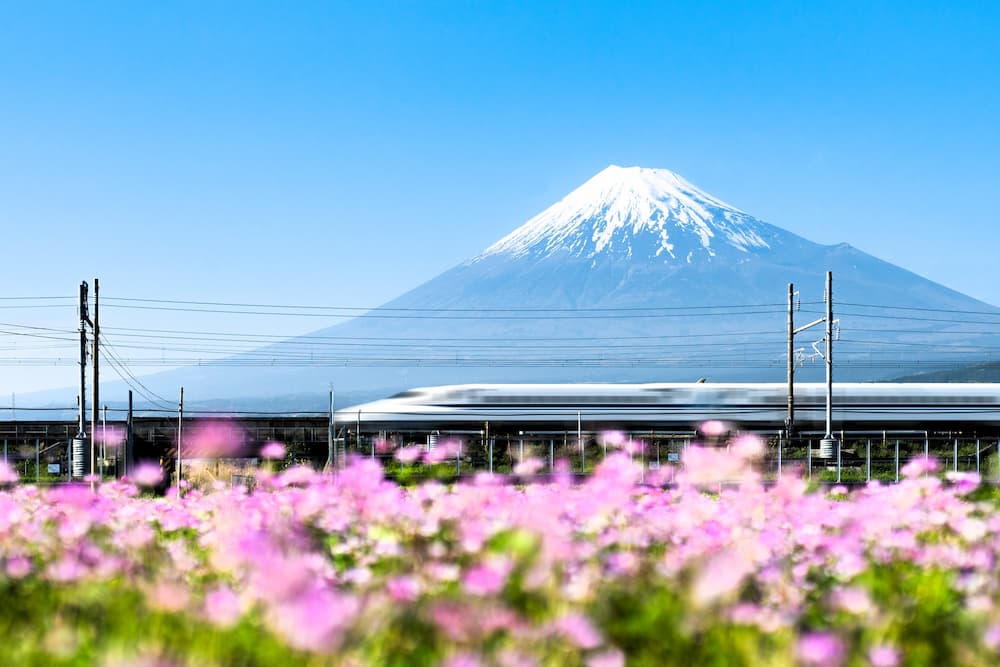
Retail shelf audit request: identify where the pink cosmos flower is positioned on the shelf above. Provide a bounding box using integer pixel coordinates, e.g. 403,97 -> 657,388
984,624 -> 1000,650
513,457 -> 544,477
204,586 -> 242,628
395,445 -> 423,464
184,420 -> 245,458
6,555 -> 32,579
425,439 -> 461,464
797,632 -> 845,667
900,456 -> 939,478
0,461 -> 18,485
462,561 -> 509,596
386,575 -> 421,602
600,430 -> 627,447
868,645 -> 900,667
552,613 -> 602,650
700,420 -> 730,437
586,649 -> 625,667
132,462 -> 163,487
260,441 -> 287,460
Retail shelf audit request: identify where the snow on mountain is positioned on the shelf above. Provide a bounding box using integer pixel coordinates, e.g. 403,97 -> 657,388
475,165 -> 777,263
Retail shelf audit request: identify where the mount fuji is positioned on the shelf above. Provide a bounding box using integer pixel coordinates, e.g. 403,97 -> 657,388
38,165 -> 1000,409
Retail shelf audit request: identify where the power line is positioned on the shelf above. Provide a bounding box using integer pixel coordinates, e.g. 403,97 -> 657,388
103,296 -> 801,313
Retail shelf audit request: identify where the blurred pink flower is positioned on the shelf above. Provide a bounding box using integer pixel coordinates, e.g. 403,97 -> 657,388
443,654 -> 481,667
797,632 -> 845,667
552,613 -> 602,649
730,434 -> 764,459
260,441 -> 287,460
132,462 -> 163,487
700,420 -> 730,437
831,586 -> 872,616
600,430 -> 627,447
95,425 -> 126,448
586,649 -> 625,667
426,439 -> 461,464
984,624 -> 1000,650
513,457 -> 544,477
395,445 -> 423,464
6,555 -> 32,579
268,587 -> 358,653
691,546 -> 754,605
386,575 -> 421,602
184,420 -> 245,458
868,645 -> 900,667
462,561 -> 509,596
204,585 -> 242,628
945,470 -> 980,495
0,461 -> 18,485
900,456 -> 939,478
145,580 -> 191,613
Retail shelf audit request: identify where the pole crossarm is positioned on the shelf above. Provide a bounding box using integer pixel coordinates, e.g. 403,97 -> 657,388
793,317 -> 826,335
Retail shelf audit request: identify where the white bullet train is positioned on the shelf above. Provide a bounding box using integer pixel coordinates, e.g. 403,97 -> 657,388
336,383 -> 1000,431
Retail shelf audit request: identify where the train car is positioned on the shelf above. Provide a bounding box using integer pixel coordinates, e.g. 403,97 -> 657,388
335,383 -> 1000,432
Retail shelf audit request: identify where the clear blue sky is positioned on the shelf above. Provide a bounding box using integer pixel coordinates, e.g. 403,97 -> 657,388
2,1 -> 998,393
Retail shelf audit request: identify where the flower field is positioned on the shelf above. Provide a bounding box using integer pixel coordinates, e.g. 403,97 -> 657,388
1,434 -> 1000,666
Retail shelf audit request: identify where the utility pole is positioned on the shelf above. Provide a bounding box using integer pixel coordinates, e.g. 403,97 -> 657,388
74,281 -> 90,479
786,283 -> 795,435
101,404 -> 107,480
125,390 -> 133,477
90,278 -> 99,481
823,271 -> 835,448
175,387 -> 184,492
788,272 -> 838,458
326,387 -> 335,470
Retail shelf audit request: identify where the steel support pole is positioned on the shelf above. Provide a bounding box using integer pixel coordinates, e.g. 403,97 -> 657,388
895,439 -> 899,483
866,438 -> 871,482
486,422 -> 492,474
327,389 -> 335,470
91,278 -> 99,482
578,411 -> 583,473
976,437 -> 980,475
777,431 -> 782,480
954,437 -> 958,473
787,282 -> 794,435
825,272 -> 834,441
836,435 -> 842,484
807,439 -> 811,480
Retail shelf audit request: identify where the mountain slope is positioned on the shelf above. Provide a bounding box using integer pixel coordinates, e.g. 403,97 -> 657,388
26,165 -> 1000,408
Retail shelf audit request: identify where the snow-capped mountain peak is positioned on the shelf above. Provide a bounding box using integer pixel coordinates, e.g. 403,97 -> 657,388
475,165 -> 776,263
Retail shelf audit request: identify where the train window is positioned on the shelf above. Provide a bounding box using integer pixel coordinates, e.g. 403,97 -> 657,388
389,390 -> 424,399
